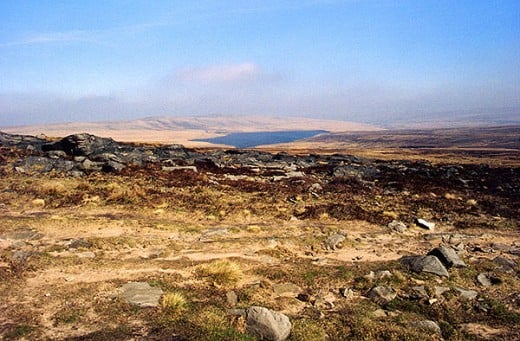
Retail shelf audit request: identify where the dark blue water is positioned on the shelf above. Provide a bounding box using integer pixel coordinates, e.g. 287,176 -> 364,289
193,130 -> 328,148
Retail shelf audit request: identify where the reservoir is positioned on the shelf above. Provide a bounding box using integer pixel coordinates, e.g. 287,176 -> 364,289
193,130 -> 327,148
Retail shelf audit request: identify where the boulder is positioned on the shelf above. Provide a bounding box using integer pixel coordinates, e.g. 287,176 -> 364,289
44,133 -> 118,156
244,306 -> 291,341
427,246 -> 466,268
401,255 -> 449,277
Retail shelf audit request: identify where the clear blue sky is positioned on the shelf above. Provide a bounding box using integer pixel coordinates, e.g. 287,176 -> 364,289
1,0 -> 519,125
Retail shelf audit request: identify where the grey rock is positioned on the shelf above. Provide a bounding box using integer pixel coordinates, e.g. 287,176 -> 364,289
434,286 -> 451,297
226,291 -> 238,306
81,158 -> 104,171
372,309 -> 388,318
416,218 -> 435,230
456,288 -> 478,300
476,273 -> 502,286
416,320 -> 442,335
76,251 -> 96,259
245,306 -> 291,341
494,256 -> 517,271
388,220 -> 407,233
368,286 -> 397,305
47,150 -> 67,159
428,246 -> 466,268
476,273 -> 492,287
410,286 -> 429,299
340,288 -> 355,299
103,160 -> 126,172
44,133 -> 118,156
69,238 -> 92,249
120,282 -> 163,308
376,270 -> 392,279
401,255 -> 449,277
326,233 -> 346,250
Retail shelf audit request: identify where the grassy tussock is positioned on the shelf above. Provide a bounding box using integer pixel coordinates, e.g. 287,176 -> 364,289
161,291 -> 188,314
197,259 -> 243,286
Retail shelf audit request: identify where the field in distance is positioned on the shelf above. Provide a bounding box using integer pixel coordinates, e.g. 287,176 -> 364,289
1,115 -> 381,147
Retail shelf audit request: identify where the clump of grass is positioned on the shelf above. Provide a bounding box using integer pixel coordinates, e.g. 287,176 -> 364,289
190,307 -> 253,341
197,260 -> 243,286
161,291 -> 188,314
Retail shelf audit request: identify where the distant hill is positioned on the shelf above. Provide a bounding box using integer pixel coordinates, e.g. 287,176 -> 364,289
1,115 -> 382,147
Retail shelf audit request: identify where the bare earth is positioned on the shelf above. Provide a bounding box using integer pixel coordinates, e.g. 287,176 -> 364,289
0,127 -> 518,340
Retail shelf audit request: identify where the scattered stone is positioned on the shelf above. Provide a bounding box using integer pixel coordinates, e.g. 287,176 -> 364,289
120,282 -> 163,308
427,246 -> 466,268
456,287 -> 478,300
400,255 -> 449,277
273,283 -> 302,297
313,294 -> 335,310
32,198 -> 46,207
388,220 -> 407,233
416,320 -> 442,336
368,286 -> 397,305
326,233 -> 346,250
493,256 -> 517,271
509,248 -> 520,256
434,286 -> 451,297
491,243 -> 511,252
76,251 -> 96,259
376,270 -> 392,279
476,273 -> 502,286
69,238 -> 92,249
363,271 -> 376,281
415,218 -> 435,230
372,309 -> 387,318
339,288 -> 355,299
266,239 -> 278,249
1,227 -> 43,241
226,291 -> 238,306
460,323 -> 504,340
242,306 -> 292,341
410,286 -> 429,299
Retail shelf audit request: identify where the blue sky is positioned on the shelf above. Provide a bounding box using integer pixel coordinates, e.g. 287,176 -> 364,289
1,0 -> 519,126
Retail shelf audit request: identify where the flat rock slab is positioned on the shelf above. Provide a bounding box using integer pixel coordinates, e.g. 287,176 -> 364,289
428,246 -> 466,268
120,282 -> 163,308
401,255 -> 449,277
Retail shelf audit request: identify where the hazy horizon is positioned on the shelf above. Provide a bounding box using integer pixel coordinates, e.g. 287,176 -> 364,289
1,1 -> 519,127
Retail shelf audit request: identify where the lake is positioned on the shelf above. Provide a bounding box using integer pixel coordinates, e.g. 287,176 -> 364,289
193,130 -> 328,148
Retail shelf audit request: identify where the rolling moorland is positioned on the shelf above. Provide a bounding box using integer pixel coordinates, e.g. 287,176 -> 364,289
0,124 -> 519,340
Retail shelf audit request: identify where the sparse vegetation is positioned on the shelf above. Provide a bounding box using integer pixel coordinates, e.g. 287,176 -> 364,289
0,131 -> 518,340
